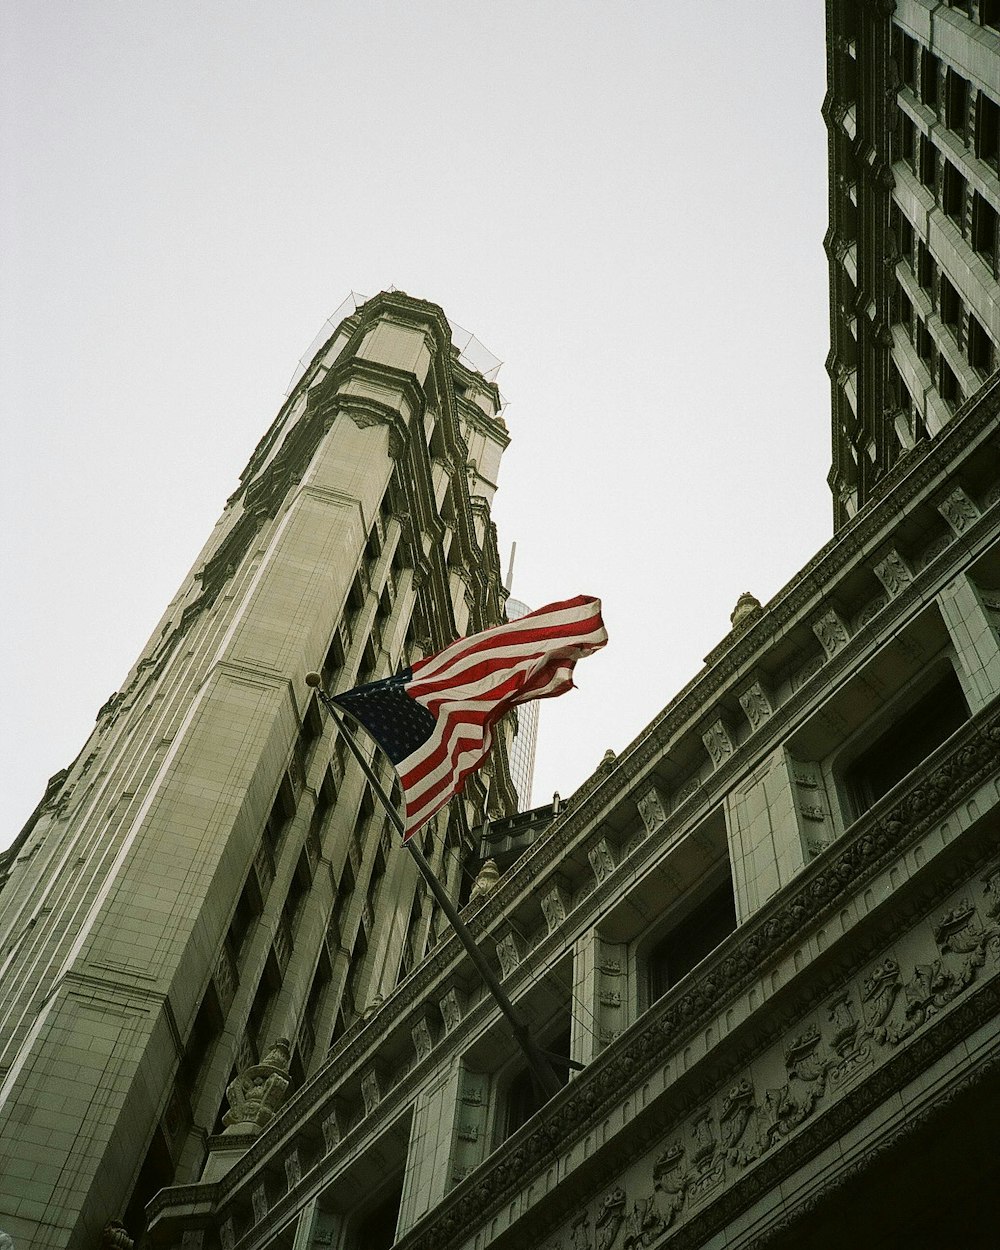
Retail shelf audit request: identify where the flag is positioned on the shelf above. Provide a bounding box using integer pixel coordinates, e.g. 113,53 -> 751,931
332,594 -> 607,839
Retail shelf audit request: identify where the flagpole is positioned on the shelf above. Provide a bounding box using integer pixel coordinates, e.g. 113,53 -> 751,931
306,674 -> 564,1100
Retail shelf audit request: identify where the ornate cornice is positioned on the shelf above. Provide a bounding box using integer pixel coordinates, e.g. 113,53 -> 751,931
146,703 -> 1000,1242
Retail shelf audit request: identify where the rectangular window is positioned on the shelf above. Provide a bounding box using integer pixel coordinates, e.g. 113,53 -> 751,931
939,274 -> 960,333
896,31 -> 918,92
917,240 -> 935,290
921,49 -> 940,108
940,356 -> 961,407
968,315 -> 995,375
972,193 -> 998,264
893,282 -> 913,329
844,670 -> 969,817
945,68 -> 969,137
897,111 -> 916,164
502,1015 -> 572,1141
919,134 -> 937,190
916,319 -> 934,362
648,877 -> 737,1005
942,161 -> 966,225
977,91 -> 999,170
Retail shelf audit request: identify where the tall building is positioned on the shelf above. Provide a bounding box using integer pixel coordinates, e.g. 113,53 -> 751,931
826,0 -> 1000,526
0,292 -> 518,1248
138,4 -> 998,1248
5,4 -> 1000,1249
502,597 -> 540,811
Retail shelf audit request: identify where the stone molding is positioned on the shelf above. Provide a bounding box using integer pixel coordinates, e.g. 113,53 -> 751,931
145,705 -> 1000,1242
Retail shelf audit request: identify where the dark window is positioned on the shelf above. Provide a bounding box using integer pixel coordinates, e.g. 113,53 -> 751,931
939,274 -> 960,332
247,950 -> 282,1047
945,69 -> 969,137
968,315 -> 995,375
228,873 -> 262,961
972,193 -> 998,262
919,134 -> 937,190
940,355 -> 961,406
917,241 -> 935,290
349,1179 -> 404,1250
503,1022 -> 572,1140
844,671 -> 970,818
122,1127 -> 174,1241
916,319 -> 934,362
977,92 -> 999,170
921,50 -> 940,108
648,878 -> 737,1005
982,0 -> 1000,32
942,161 -> 966,224
896,31 -> 918,91
893,282 -> 913,329
897,111 -> 916,164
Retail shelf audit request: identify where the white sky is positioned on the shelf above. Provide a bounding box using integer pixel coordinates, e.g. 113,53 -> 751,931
2,3 -> 832,852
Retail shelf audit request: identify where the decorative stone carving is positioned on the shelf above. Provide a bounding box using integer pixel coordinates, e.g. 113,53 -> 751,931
284,1147 -> 301,1189
738,682 -> 773,731
101,1224 -> 134,1249
222,1038 -> 291,1136
220,1220 -> 236,1250
595,1187 -> 626,1250
251,1182 -> 268,1224
570,1209 -> 591,1250
496,931 -> 522,977
687,1108 -> 724,1203
763,1025 -> 828,1143
588,838 -> 615,884
937,486 -> 980,534
469,858 -> 500,906
440,987 -> 462,1033
322,1108 -> 342,1152
541,884 -> 569,933
730,592 -> 762,631
411,1016 -> 433,1061
181,1233 -> 204,1250
701,720 -> 734,769
873,549 -> 912,597
636,785 -> 667,834
812,608 -> 849,658
361,1067 -> 381,1116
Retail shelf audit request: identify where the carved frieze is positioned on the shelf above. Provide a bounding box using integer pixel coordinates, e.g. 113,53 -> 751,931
411,1017 -> 433,1061
361,1067 -> 381,1116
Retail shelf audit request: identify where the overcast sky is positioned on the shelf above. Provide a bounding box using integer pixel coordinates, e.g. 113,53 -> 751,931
2,3 -> 832,852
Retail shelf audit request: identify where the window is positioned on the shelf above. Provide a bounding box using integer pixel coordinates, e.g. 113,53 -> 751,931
977,92 -> 999,170
939,355 -> 961,407
921,50 -> 940,108
972,193 -> 998,264
501,1018 -> 572,1141
348,1179 -> 404,1250
917,240 -> 935,291
648,877 -> 737,1005
916,319 -> 934,363
897,112 -> 916,164
945,69 -> 969,137
896,30 -> 918,92
919,134 -> 937,190
939,274 -> 960,333
893,282 -> 912,329
942,161 -> 965,225
968,315 -> 995,376
843,670 -> 970,818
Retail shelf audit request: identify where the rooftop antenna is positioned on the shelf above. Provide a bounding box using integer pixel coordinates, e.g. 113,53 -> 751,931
505,541 -> 517,595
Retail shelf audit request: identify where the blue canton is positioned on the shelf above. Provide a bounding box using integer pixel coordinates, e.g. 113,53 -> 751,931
331,668 -> 436,764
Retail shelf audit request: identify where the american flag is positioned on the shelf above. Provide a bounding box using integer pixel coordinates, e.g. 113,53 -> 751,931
332,594 -> 607,839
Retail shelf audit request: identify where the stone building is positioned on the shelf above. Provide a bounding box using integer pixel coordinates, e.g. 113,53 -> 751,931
4,1 -> 1000,1248
0,291 -> 518,1247
135,2 -> 998,1247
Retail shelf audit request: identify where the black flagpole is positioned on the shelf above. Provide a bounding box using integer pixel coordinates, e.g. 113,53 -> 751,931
305,674 -> 564,1100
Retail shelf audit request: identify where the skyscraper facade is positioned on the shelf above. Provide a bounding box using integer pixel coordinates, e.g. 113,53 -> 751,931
502,597 -> 540,811
0,292 -> 517,1248
826,0 -> 999,526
